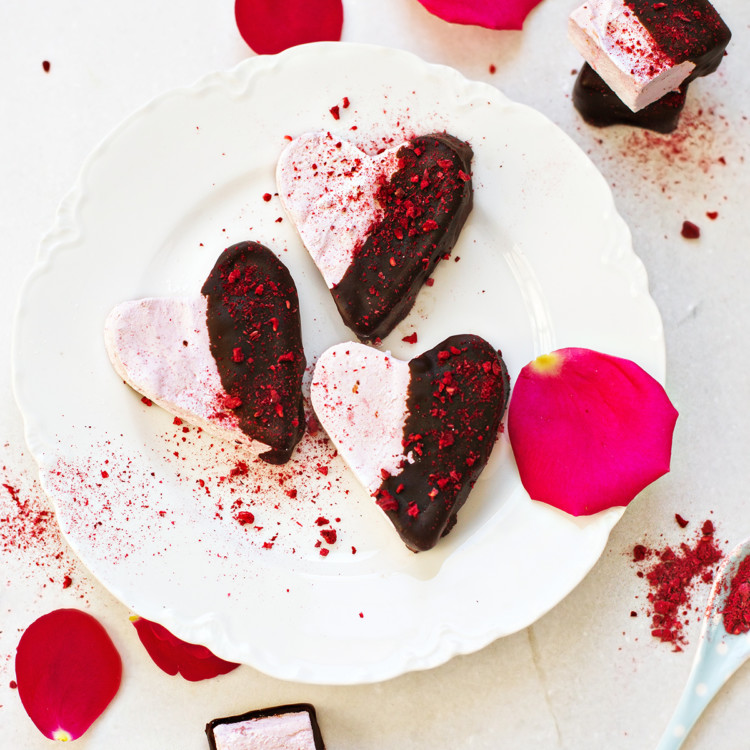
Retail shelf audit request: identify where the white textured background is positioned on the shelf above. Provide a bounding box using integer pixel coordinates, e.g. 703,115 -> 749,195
1,0 -> 749,747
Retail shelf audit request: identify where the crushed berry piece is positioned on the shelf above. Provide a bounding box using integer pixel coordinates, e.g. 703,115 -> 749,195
307,413 -> 320,436
330,105 -> 340,120
375,490 -> 399,512
402,332 -> 418,344
681,220 -> 700,239
141,396 -> 153,406
229,461 -> 249,477
320,529 -> 337,544
438,431 -> 455,449
42,60 -> 51,73
262,193 -> 272,202
222,395 -> 243,409
675,513 -> 689,528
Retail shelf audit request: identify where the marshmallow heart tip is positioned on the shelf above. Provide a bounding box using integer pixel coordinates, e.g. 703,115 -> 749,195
311,334 -> 510,552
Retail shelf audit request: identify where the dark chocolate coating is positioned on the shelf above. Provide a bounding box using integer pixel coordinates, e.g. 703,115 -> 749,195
374,334 -> 510,552
573,63 -> 687,133
206,703 -> 325,750
625,0 -> 731,79
332,133 -> 473,343
201,241 -> 306,464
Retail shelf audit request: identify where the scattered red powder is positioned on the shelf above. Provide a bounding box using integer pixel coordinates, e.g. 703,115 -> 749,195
0,459 -> 81,597
722,556 -> 750,635
2,481 -> 55,556
633,517 -> 723,651
620,108 -> 725,173
681,220 -> 700,239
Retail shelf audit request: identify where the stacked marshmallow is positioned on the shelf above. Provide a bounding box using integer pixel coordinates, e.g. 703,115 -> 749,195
568,0 -> 731,131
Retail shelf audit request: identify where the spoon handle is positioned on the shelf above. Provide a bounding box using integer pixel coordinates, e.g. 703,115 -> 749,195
655,639 -> 748,750
655,661 -> 719,749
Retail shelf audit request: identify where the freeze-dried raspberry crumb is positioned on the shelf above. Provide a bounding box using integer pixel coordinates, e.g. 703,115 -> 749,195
681,221 -> 700,239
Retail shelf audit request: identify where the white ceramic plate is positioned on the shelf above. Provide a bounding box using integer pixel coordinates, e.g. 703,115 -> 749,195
13,43 -> 665,685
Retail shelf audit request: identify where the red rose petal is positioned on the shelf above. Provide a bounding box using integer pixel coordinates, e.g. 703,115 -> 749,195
131,616 -> 240,681
416,0 -> 544,30
15,609 -> 122,741
235,0 -> 344,55
507,348 -> 678,516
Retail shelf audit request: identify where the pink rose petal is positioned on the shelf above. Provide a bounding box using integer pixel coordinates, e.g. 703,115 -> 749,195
15,609 -> 122,741
507,348 -> 678,516
235,0 -> 344,55
416,0 -> 544,31
131,616 -> 240,681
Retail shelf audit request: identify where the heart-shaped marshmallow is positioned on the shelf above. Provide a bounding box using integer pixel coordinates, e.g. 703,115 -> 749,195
105,241 -> 306,464
277,131 -> 473,343
311,334 -> 510,551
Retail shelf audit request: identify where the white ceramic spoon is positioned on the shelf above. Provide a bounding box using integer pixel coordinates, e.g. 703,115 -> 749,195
656,538 -> 750,749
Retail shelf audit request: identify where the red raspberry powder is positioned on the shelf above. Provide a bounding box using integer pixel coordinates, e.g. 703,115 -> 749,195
722,556 -> 750,635
633,517 -> 723,651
